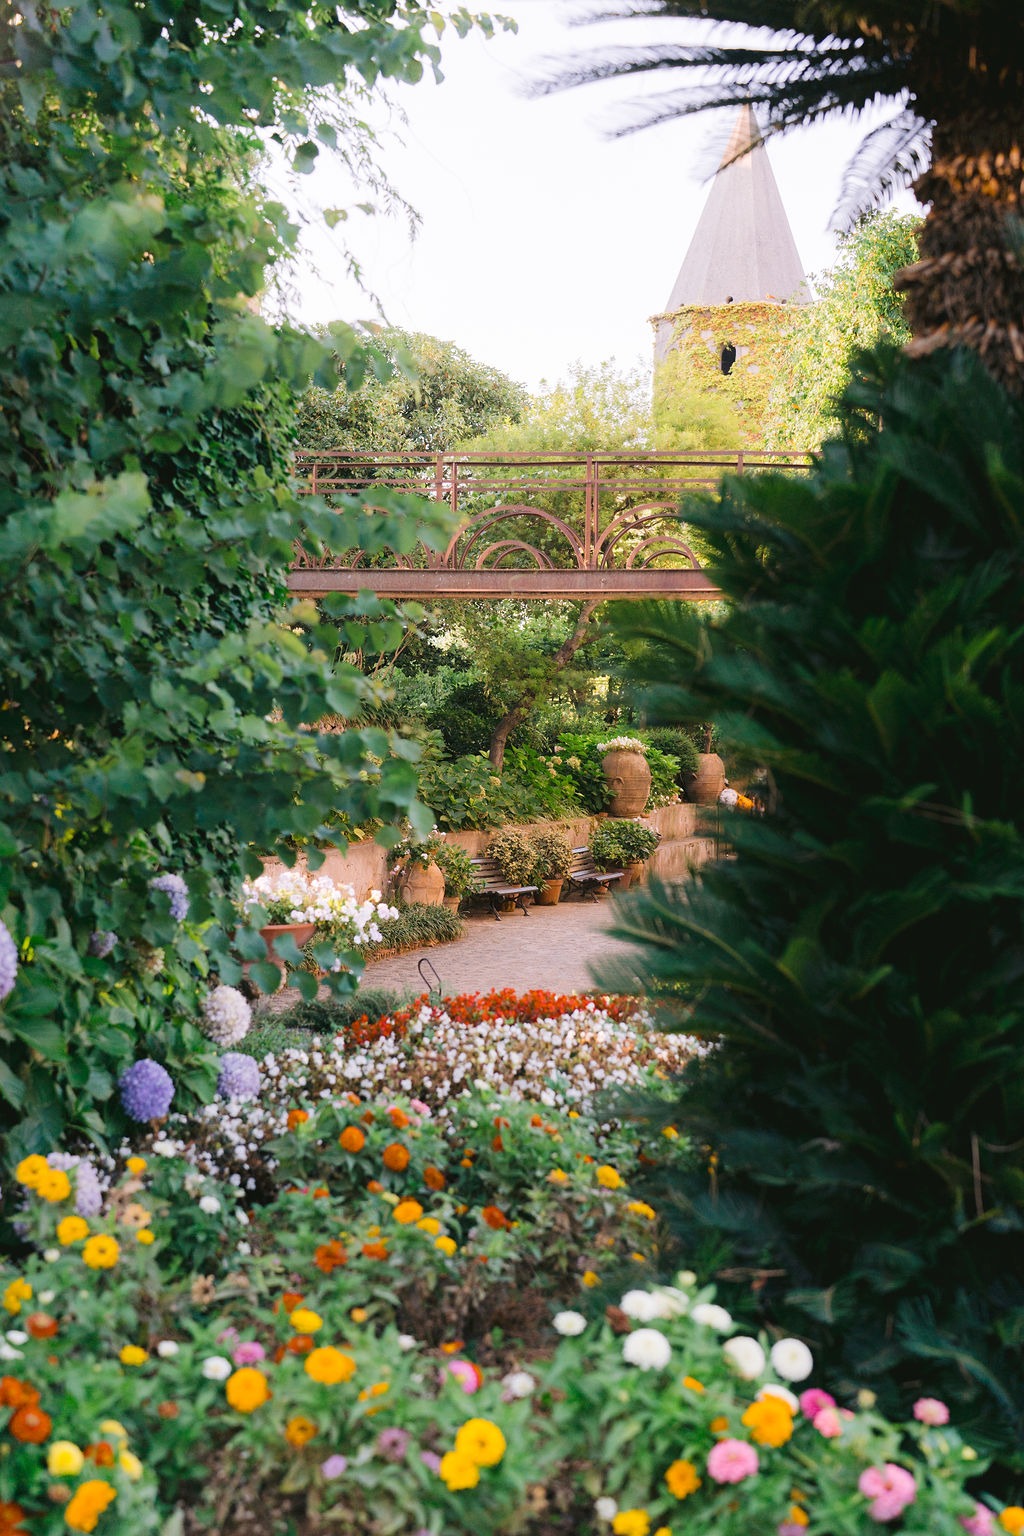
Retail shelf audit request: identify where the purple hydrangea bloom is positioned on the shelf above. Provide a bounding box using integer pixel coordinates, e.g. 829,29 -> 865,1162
119,1058 -> 174,1122
150,872 -> 189,923
216,1052 -> 261,1101
48,1153 -> 104,1217
0,919 -> 18,1001
88,930 -> 118,959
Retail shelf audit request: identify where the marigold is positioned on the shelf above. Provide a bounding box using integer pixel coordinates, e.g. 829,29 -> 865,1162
119,1345 -> 148,1367
136,1229 -> 155,1246
225,1367 -> 271,1413
339,1126 -> 365,1153
287,1109 -> 309,1131
57,1216 -> 90,1246
628,1201 -> 657,1221
0,1501 -> 26,1535
366,1179 -> 384,1193
84,1443 -> 115,1467
481,1205 -> 511,1231
439,1450 -> 480,1491
82,1235 -> 119,1270
289,1308 -> 323,1334
785,1508 -> 809,1528
416,1216 -> 441,1236
709,1416 -> 730,1436
388,1107 -> 410,1129
285,1416 -> 317,1446
435,1235 -> 457,1257
36,1167 -> 72,1203
304,1347 -> 356,1385
596,1165 -> 624,1190
454,1417 -> 506,1467
547,1169 -> 569,1185
126,1156 -> 147,1175
64,1480 -> 117,1533
3,1279 -> 31,1315
361,1241 -> 388,1261
350,1307 -> 368,1324
314,1240 -> 348,1274
1001,1511 -> 1024,1536
393,1199 -> 424,1225
530,1113 -> 543,1127
287,1334 -> 315,1355
0,1377 -> 39,1408
382,1142 -> 410,1172
582,1271 -> 599,1288
742,1397 -> 794,1449
612,1512 -> 651,1536
14,1155 -> 48,1188
9,1404 -> 52,1443
665,1459 -> 701,1499
423,1165 -> 446,1191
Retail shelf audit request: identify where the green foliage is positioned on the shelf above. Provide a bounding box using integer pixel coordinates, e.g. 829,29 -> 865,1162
528,830 -> 575,883
0,0 -> 481,1159
416,752 -> 530,831
765,212 -> 922,449
502,746 -> 583,819
643,727 -> 701,784
364,902 -> 463,958
556,734 -> 614,813
484,830 -> 537,888
262,988 -> 418,1039
590,820 -> 660,869
296,328 -> 528,453
433,841 -> 475,899
607,347 -> 1024,1469
427,680 -> 500,757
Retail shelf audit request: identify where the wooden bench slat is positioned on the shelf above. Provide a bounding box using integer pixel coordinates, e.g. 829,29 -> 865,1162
568,846 -> 624,900
468,857 -> 538,921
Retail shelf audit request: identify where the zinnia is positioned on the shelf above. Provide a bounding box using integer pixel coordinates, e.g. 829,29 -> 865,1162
339,1126 -> 365,1153
664,1459 -> 701,1499
439,1450 -> 479,1491
382,1142 -> 410,1172
858,1464 -> 917,1522
9,1405 -> 52,1443
622,1328 -> 671,1371
913,1397 -> 950,1426
225,1367 -> 271,1412
64,1480 -> 117,1533
48,1441 -> 85,1477
741,1397 -> 794,1448
707,1439 -> 759,1485
393,1199 -> 424,1225
82,1235 -> 120,1270
285,1416 -> 317,1447
305,1347 -> 356,1385
453,1417 -> 506,1467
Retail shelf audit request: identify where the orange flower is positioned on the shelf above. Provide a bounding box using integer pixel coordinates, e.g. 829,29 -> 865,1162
440,1340 -> 464,1355
382,1142 -> 409,1172
287,1334 -> 315,1355
305,1347 -> 356,1385
284,1416 -> 317,1447
225,1368 -> 271,1413
393,1199 -> 424,1225
0,1502 -> 27,1535
84,1442 -> 115,1467
156,1401 -> 179,1420
346,1092 -> 361,1105
742,1397 -> 794,1449
312,1186 -> 330,1199
361,1109 -> 375,1125
287,1109 -> 309,1131
682,1376 -> 705,1393
481,1205 -> 512,1231
388,1107 -> 410,1129
361,1241 -> 388,1261
709,1416 -> 730,1436
25,1313 -> 58,1340
529,1114 -> 543,1127
9,1404 -> 52,1443
64,1480 -> 117,1534
281,1290 -> 304,1313
491,1135 -> 504,1152
366,1179 -> 384,1194
339,1126 -> 366,1154
423,1165 -> 446,1191
0,1378 -> 40,1409
314,1240 -> 348,1274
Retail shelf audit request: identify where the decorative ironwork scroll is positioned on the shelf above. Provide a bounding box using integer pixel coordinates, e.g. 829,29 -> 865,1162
289,450 -> 812,600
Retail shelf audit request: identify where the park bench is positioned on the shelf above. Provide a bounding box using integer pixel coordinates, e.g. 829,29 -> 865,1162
567,846 -> 625,900
468,857 -> 538,921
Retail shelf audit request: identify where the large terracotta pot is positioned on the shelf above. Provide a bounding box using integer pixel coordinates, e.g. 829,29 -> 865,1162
601,750 -> 652,817
397,859 -> 445,906
622,860 -> 645,891
259,922 -> 316,980
685,752 -> 726,806
535,878 -> 564,907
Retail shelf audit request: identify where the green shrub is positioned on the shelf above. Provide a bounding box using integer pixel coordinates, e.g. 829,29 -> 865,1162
427,680 -> 499,758
590,820 -> 660,870
503,744 -> 583,818
261,987 -> 418,1038
643,727 -> 701,784
434,841 -> 475,899
485,830 -> 536,887
417,753 -> 529,830
557,734 -> 615,813
607,347 -> 1024,1471
363,903 -> 463,959
528,830 -> 574,882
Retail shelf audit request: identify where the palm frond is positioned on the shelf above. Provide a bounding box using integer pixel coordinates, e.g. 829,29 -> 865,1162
831,107 -> 931,226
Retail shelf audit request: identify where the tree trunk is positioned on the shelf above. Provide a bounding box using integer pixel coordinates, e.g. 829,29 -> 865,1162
488,601 -> 599,772
895,105 -> 1024,394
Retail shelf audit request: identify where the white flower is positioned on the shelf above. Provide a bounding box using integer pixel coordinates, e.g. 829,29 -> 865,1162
595,1497 -> 618,1522
157,1340 -> 179,1358
620,1289 -> 666,1322
236,1240 -> 251,1256
236,1209 -> 249,1226
722,1336 -> 766,1380
38,1291 -> 55,1306
0,1343 -> 24,1361
397,1334 -> 417,1352
651,1286 -> 689,1317
5,1331 -> 28,1346
552,1310 -> 587,1337
201,1355 -> 232,1380
691,1302 -> 733,1331
675,1270 -> 697,1287
622,1328 -> 671,1371
151,1138 -> 177,1157
758,1383 -> 800,1412
198,1195 -> 221,1215
770,1337 -> 814,1382
43,1248 -> 60,1263
501,1370 -> 536,1399
201,985 -> 252,1048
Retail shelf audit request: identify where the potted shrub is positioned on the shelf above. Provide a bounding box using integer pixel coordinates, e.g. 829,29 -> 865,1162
387,829 -> 446,907
596,735 -> 652,816
685,723 -> 726,805
486,829 -> 536,891
590,819 -> 660,888
528,830 -> 574,906
434,842 -> 474,912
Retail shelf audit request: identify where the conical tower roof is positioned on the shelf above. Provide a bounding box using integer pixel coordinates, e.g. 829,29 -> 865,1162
662,105 -> 807,312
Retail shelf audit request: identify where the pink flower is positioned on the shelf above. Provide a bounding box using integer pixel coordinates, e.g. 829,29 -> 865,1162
961,1504 -> 995,1536
410,1099 -> 431,1117
799,1388 -> 836,1419
858,1464 -> 917,1522
779,1526 -> 807,1536
232,1340 -> 266,1365
707,1439 -> 759,1485
913,1397 -> 949,1427
813,1407 -> 844,1439
216,1326 -> 239,1345
445,1359 -> 483,1394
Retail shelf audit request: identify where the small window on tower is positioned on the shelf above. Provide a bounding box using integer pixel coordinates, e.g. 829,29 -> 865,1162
720,342 -> 736,375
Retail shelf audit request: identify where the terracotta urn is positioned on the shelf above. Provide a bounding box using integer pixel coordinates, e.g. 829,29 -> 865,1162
622,860 -> 645,891
685,752 -> 726,806
259,922 -> 316,976
535,877 -> 564,907
397,859 -> 445,907
601,749 -> 652,817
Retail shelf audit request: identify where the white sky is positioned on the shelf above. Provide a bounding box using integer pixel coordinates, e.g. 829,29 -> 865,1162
277,1 -> 922,392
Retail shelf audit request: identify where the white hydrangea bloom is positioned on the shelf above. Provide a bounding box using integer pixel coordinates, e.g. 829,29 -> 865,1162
201,985 -> 251,1047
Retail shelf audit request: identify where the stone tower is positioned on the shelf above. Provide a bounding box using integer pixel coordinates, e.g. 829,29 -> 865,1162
653,105 -> 808,446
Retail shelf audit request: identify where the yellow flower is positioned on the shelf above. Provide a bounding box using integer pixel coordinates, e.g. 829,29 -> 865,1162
358,1381 -> 389,1403
3,1277 -> 31,1314
547,1168 -> 569,1185
126,1157 -> 147,1175
627,1201 -> 656,1221
435,1235 -> 457,1257
57,1215 -> 90,1245
15,1154 -> 50,1188
119,1345 -> 148,1367
454,1417 -> 506,1468
225,1367 -> 271,1413
36,1167 -> 72,1203
305,1347 -> 356,1385
596,1165 -> 624,1190
393,1199 -> 424,1225
82,1234 -> 120,1270
289,1308 -> 323,1334
612,1511 -> 651,1536
741,1397 -> 794,1449
119,1450 -> 144,1481
568,1110 -> 580,1119
662,1126 -> 679,1140
654,1529 -> 673,1536
285,1415 -> 317,1446
664,1459 -> 701,1500
136,1229 -> 155,1245
416,1216 -> 441,1235
785,1508 -> 809,1529
682,1376 -> 705,1393
47,1441 -> 85,1476
439,1450 -> 480,1491
1001,1513 -> 1024,1536
581,1270 -> 599,1288
350,1307 -> 368,1324
98,1421 -> 128,1441
630,1252 -> 646,1263
64,1479 -> 117,1533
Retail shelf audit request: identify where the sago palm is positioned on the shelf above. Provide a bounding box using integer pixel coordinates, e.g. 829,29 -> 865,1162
537,2 -> 1024,393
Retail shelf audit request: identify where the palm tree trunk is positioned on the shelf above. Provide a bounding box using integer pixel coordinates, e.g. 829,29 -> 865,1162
895,108 -> 1024,393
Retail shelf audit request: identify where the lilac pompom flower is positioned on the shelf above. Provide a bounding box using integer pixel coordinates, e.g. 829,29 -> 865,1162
88,930 -> 118,959
48,1153 -> 104,1216
119,1059 -> 174,1122
150,872 -> 189,923
0,919 -> 18,1001
217,1053 -> 261,1101
201,985 -> 251,1047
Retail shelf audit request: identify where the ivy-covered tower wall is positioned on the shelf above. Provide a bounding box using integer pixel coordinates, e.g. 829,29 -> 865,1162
653,301 -> 799,448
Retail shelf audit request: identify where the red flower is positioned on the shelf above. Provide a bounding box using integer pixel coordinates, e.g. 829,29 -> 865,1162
9,1405 -> 52,1443
0,1379 -> 39,1409
361,1241 -> 388,1261
481,1205 -> 512,1231
314,1240 -> 348,1274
